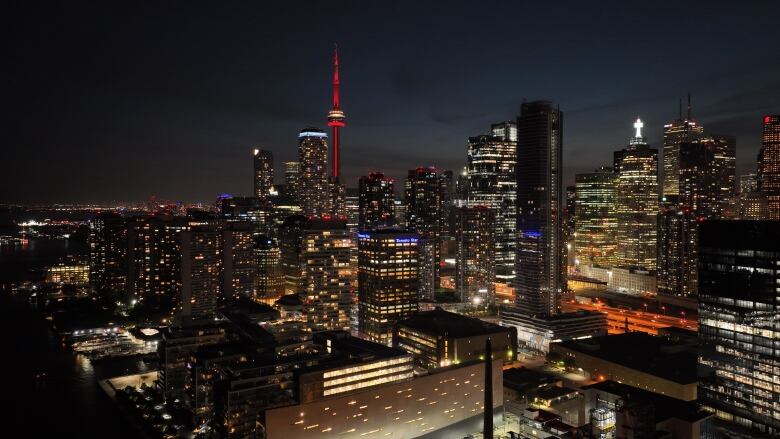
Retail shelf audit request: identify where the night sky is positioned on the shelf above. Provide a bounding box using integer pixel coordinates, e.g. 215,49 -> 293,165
6,1 -> 779,204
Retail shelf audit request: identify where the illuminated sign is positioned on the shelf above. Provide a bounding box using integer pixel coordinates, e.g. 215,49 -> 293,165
299,131 -> 328,138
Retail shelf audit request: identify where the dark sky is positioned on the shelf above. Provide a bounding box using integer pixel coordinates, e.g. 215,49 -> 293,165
5,1 -> 779,204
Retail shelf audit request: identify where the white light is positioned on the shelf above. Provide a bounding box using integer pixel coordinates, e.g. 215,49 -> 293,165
634,118 -> 644,138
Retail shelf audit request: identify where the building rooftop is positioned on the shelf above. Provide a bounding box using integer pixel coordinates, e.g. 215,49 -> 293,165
503,367 -> 560,393
555,332 -> 696,384
397,308 -> 510,338
583,380 -> 711,423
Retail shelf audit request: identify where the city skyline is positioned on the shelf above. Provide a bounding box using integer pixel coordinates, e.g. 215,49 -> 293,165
5,1 -> 780,203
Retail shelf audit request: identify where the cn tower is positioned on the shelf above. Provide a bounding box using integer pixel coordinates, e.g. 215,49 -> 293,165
327,45 -> 345,181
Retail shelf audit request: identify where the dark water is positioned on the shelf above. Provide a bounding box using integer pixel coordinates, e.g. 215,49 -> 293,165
1,237 -> 145,438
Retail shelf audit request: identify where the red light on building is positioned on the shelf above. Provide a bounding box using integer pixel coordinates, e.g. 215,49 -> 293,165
765,116 -> 772,124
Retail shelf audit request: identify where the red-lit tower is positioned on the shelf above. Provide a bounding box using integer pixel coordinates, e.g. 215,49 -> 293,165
327,45 -> 346,181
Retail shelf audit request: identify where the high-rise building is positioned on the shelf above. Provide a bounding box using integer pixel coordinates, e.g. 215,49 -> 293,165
179,221 -> 222,323
405,167 -> 443,299
758,115 -> 780,219
438,170 -> 455,237
466,134 -> 517,283
283,161 -> 301,205
358,172 -> 395,231
221,221 -> 255,300
739,173 -> 758,194
662,97 -> 704,198
278,215 -> 307,295
302,218 -> 354,330
614,118 -> 658,272
253,235 -> 283,303
697,221 -> 780,436
574,167 -> 617,268
491,121 -> 518,142
513,101 -> 563,316
357,230 -> 420,345
253,148 -> 274,201
455,206 -> 495,304
221,196 -> 270,235
89,213 -> 129,302
298,128 -> 330,217
657,134 -> 736,296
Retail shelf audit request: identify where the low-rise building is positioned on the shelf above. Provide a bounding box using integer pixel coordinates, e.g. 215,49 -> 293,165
550,332 -> 697,401
394,308 -> 517,369
578,264 -> 656,295
500,307 -> 607,353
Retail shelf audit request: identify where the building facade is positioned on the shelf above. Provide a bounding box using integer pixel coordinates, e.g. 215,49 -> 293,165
574,167 -> 617,268
513,101 -> 563,316
758,115 -> 780,219
357,230 -> 420,346
298,128 -> 330,217
614,119 -> 658,272
358,172 -> 395,231
405,167 -> 443,299
697,221 -> 780,435
466,134 -> 517,282
455,206 -> 495,304
253,148 -> 274,202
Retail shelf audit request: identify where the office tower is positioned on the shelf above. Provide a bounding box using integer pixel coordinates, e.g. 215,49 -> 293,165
737,191 -> 769,219
357,230 -> 420,345
88,213 -> 129,302
514,101 -> 563,316
179,221 -> 222,323
253,235 -> 283,303
574,167 -> 617,267
658,135 -> 735,296
302,218 -> 354,330
358,172 -> 395,231
344,191 -> 359,234
455,206 -> 495,304
758,115 -> 780,218
283,161 -> 301,205
698,221 -> 780,436
253,148 -> 274,201
614,118 -> 658,271
222,221 -> 255,300
662,96 -> 704,197
491,120 -> 518,141
466,133 -> 517,283
278,215 -> 307,295
438,170 -> 455,237
220,196 -> 270,235
563,185 -> 577,270
298,128 -> 330,217
405,167 -> 443,299
739,173 -> 758,194
327,47 -> 347,217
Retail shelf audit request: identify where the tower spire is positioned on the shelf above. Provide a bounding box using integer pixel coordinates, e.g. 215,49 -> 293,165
327,44 -> 346,180
687,92 -> 692,121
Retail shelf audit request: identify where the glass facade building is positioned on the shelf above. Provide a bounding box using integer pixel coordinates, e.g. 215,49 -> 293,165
697,221 -> 780,435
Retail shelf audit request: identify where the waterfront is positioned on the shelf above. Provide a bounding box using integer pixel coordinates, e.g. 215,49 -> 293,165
1,235 -> 145,438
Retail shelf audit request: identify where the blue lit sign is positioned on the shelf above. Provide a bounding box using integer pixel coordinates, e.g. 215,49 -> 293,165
395,238 -> 419,244
299,131 -> 328,138
357,233 -> 370,239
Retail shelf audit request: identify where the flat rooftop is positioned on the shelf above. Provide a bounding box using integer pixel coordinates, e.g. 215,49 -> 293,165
554,332 -> 697,384
583,380 -> 711,423
398,308 -> 510,338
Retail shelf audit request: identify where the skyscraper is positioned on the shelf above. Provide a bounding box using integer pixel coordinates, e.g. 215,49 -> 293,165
662,96 -> 704,198
179,221 -> 221,323
221,221 -> 255,300
697,221 -> 780,436
405,167 -> 443,300
89,213 -> 129,302
574,167 -> 617,268
491,121 -> 518,142
253,148 -> 274,202
283,161 -> 301,205
658,133 -> 735,296
758,115 -> 780,219
466,133 -> 517,283
302,218 -> 354,330
298,128 -> 330,217
253,235 -> 283,303
455,206 -> 495,304
279,215 -> 307,295
513,101 -> 563,316
358,172 -> 395,231
357,230 -> 420,346
614,118 -> 658,272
